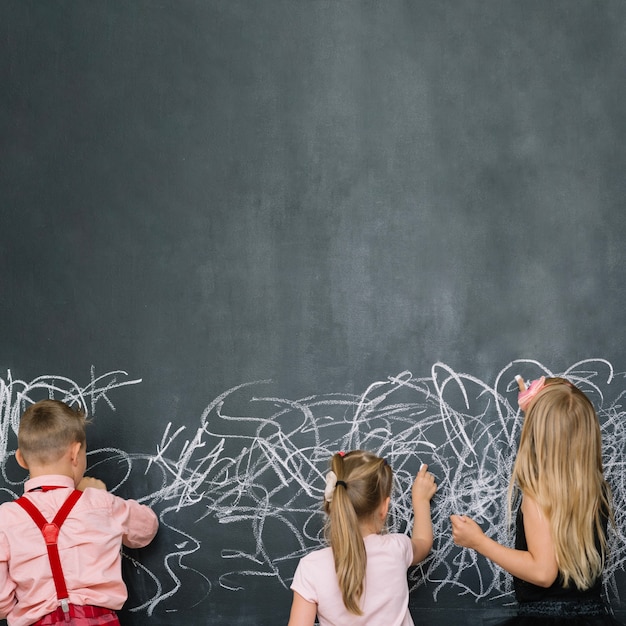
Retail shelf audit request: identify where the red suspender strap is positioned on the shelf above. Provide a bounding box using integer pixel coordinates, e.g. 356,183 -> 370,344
15,490 -> 83,613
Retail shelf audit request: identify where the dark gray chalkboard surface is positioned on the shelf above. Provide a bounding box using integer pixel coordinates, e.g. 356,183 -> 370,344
2,1 -> 626,624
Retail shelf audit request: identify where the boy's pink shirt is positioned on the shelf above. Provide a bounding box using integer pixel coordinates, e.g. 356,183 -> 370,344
0,474 -> 158,626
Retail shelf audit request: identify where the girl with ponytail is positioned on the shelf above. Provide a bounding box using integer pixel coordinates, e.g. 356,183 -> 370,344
288,450 -> 436,625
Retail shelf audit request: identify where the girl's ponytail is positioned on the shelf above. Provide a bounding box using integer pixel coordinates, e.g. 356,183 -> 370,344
324,451 -> 393,615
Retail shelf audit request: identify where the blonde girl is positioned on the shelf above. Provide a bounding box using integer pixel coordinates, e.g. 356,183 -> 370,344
288,450 -> 436,626
451,377 -> 621,625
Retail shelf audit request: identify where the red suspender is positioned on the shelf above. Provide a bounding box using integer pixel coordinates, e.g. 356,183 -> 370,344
15,490 -> 83,616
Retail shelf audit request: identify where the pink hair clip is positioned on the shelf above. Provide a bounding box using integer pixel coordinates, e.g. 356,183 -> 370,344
518,376 -> 546,411
338,451 -> 345,457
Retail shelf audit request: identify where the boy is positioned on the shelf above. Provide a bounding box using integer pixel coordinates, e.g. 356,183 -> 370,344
0,399 -> 158,626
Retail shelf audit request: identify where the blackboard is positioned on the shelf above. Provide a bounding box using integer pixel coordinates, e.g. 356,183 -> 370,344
2,1 -> 626,624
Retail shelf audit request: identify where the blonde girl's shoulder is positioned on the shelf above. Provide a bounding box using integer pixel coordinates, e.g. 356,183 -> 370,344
520,493 -> 544,519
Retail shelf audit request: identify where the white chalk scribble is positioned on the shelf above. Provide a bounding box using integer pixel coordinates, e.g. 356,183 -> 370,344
1,359 -> 625,615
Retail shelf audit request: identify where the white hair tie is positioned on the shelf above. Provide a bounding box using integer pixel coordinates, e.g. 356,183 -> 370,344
324,471 -> 349,502
324,471 -> 338,502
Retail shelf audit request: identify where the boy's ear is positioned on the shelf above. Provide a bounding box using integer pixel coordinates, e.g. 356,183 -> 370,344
69,441 -> 82,464
15,449 -> 28,470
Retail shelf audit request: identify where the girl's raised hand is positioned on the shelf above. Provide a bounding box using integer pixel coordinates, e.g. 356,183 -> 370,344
412,463 -> 437,503
410,463 -> 436,565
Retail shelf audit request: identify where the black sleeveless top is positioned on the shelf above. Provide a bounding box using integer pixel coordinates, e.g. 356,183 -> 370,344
513,507 -> 604,604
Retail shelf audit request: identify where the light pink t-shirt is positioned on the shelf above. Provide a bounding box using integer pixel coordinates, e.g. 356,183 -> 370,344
0,474 -> 158,626
291,533 -> 415,626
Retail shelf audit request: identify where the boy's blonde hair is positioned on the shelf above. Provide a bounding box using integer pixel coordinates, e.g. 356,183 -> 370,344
324,450 -> 393,615
18,399 -> 87,466
509,378 -> 612,590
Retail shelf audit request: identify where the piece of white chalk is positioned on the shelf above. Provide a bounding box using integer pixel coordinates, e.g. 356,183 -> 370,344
420,463 -> 426,471
515,374 -> 527,390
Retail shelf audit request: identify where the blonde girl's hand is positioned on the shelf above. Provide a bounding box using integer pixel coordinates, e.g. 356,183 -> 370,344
412,463 -> 437,504
450,514 -> 486,550
77,476 -> 107,491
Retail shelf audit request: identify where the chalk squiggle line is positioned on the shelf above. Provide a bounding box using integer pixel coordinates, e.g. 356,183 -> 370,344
0,366 -> 143,478
2,359 -> 625,615
154,358 -> 625,604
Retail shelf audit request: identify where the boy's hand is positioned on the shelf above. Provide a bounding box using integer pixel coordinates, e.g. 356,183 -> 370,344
412,463 -> 437,504
77,476 -> 107,491
450,514 -> 485,549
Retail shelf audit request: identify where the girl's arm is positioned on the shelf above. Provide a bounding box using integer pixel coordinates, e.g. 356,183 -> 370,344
450,494 -> 558,587
287,591 -> 317,626
410,464 -> 437,565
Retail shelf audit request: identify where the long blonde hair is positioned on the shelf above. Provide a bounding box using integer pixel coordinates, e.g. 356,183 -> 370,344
324,450 -> 393,615
509,378 -> 613,590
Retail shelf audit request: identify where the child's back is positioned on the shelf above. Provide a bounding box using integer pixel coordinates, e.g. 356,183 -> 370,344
0,399 -> 158,626
293,533 -> 415,625
288,450 -> 436,626
451,376 -> 622,625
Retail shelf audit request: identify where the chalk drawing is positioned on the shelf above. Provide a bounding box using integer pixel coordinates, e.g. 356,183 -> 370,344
1,359 -> 625,614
